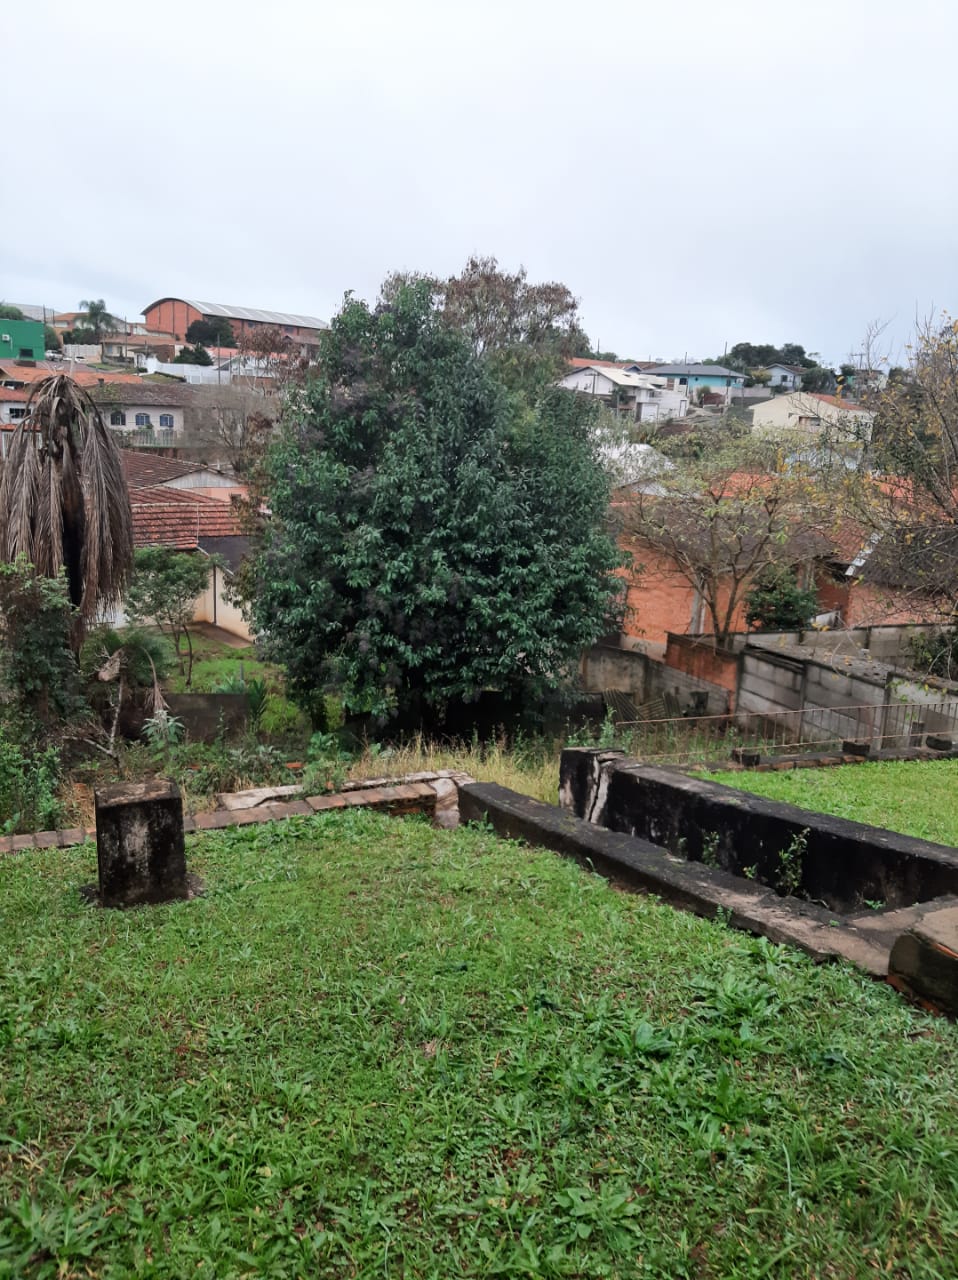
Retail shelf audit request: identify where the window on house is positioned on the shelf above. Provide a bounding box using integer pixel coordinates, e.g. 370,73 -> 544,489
679,377 -> 688,386
18,349 -> 32,359
9,408 -> 25,419
159,413 -> 174,428
135,413 -> 151,427
110,411 -> 126,427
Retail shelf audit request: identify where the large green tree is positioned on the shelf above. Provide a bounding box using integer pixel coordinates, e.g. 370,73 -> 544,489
383,256 -> 591,402
186,317 -> 236,347
247,284 -> 622,723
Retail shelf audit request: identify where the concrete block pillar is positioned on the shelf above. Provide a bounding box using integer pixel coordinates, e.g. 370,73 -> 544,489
94,779 -> 189,908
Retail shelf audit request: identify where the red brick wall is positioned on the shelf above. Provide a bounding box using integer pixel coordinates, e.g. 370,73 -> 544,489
141,301 -> 321,346
665,634 -> 739,701
816,572 -> 850,616
143,301 -> 203,342
620,539 -> 747,646
845,582 -> 942,627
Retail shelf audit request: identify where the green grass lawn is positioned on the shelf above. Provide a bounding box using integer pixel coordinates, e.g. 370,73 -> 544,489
164,633 -> 275,696
707,758 -> 958,847
3,812 -> 957,1278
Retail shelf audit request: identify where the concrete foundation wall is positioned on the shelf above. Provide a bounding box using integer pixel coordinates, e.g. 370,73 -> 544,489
581,643 -> 730,715
560,748 -> 958,913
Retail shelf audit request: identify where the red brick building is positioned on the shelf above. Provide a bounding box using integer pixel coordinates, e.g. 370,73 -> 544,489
141,298 -> 328,346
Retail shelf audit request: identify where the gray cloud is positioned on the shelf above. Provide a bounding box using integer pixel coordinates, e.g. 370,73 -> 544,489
3,0 -> 954,366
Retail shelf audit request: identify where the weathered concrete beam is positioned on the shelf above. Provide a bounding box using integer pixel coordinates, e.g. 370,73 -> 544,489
889,906 -> 958,1016
458,781 -> 888,974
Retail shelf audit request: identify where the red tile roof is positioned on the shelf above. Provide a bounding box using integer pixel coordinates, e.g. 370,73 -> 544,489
0,364 -> 143,389
130,487 -> 244,549
0,387 -> 30,402
121,452 -> 220,488
567,357 -> 656,370
808,393 -> 868,411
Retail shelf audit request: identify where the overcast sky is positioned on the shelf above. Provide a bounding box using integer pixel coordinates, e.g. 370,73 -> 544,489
3,0 -> 954,367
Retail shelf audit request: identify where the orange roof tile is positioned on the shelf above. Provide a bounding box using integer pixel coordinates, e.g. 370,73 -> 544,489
0,364 -> 144,389
130,487 -> 244,549
808,393 -> 868,411
122,453 -> 220,488
567,357 -> 656,370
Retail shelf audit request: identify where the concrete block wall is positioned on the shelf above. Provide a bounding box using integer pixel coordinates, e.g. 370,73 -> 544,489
737,651 -> 805,716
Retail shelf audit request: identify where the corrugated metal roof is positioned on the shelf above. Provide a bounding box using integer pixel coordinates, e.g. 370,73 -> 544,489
648,364 -> 744,378
8,304 -> 52,323
142,298 -> 329,330
564,365 -> 665,389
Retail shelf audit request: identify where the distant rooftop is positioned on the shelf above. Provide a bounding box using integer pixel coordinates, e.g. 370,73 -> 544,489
143,298 -> 329,330
648,363 -> 744,378
567,357 -> 658,371
7,304 -> 54,323
569,365 -> 664,389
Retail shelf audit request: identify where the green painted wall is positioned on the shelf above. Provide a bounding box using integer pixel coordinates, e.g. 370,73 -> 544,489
0,320 -> 45,361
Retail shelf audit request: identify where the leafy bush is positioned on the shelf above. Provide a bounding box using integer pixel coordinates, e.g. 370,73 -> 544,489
0,731 -> 63,834
0,559 -> 86,739
141,710 -> 185,750
908,628 -> 958,680
170,740 -> 293,801
212,673 -> 270,731
82,626 -> 175,690
301,730 -> 353,793
258,695 -> 307,740
745,568 -> 819,632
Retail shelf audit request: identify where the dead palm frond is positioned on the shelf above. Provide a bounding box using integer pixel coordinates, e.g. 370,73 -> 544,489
0,374 -> 133,646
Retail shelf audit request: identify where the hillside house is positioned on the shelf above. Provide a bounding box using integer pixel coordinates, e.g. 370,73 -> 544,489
122,486 -> 251,640
557,365 -> 688,421
0,320 -> 45,361
751,391 -> 874,442
646,364 -> 746,408
90,382 -> 200,439
760,363 -> 806,391
121,451 -> 243,502
0,386 -> 29,429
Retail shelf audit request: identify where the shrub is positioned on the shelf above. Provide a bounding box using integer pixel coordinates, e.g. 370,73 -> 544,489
0,730 -> 63,834
0,559 -> 86,739
745,568 -> 819,632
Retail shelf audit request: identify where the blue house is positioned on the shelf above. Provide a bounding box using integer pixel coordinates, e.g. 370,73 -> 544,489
647,363 -> 746,405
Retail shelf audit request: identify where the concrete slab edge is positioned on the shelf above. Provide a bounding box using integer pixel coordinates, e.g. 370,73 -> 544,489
458,780 -> 890,976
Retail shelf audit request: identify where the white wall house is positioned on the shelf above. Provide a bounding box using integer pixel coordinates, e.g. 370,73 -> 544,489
100,401 -> 186,434
557,365 -> 689,421
761,363 -> 805,391
751,391 -> 874,440
0,388 -> 29,428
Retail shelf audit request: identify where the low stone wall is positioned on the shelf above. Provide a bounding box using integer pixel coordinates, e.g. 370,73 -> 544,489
457,780 -> 889,974
560,748 -> 958,914
0,771 -> 471,855
166,693 -> 248,741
